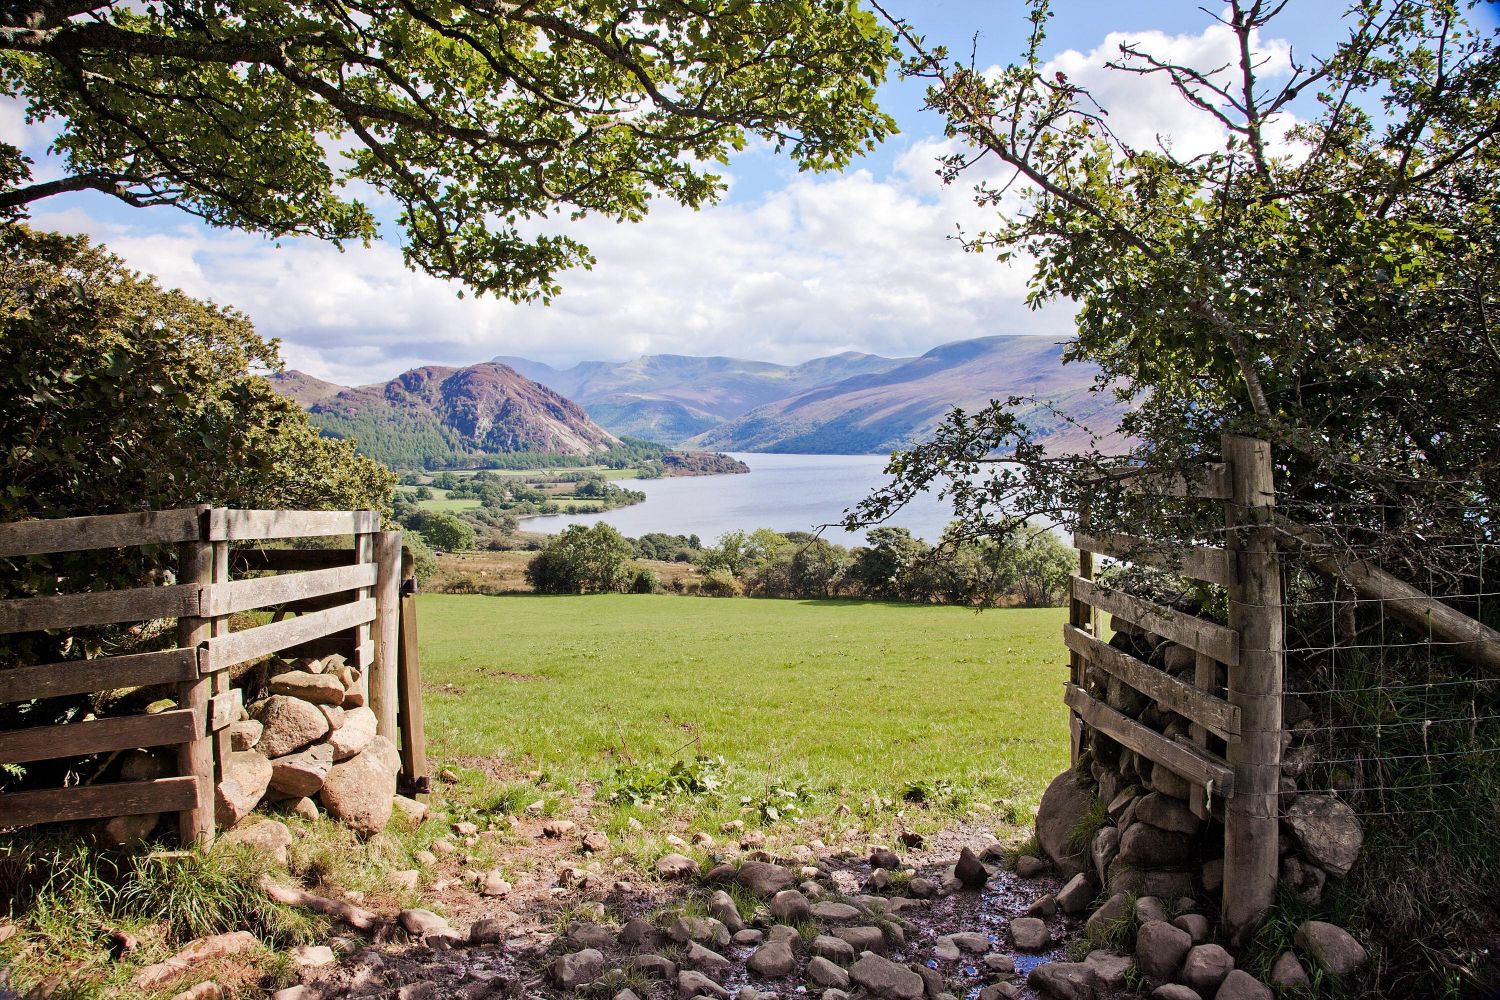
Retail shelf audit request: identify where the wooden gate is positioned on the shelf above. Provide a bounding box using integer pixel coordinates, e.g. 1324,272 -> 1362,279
1067,434 -> 1284,944
0,506 -> 425,845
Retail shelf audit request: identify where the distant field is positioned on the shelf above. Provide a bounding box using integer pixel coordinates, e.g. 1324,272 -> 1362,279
418,593 -> 1070,838
417,497 -> 484,512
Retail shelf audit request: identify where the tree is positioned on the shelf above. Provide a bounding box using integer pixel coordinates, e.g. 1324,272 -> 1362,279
417,511 -> 476,552
526,523 -> 634,594
1,0 -> 896,298
847,527 -> 929,601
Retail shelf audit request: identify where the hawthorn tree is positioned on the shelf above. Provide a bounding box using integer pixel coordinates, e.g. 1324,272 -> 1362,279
0,0 -> 896,299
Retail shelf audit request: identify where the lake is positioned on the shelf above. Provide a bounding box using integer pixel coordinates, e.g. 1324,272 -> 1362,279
520,453 -> 958,543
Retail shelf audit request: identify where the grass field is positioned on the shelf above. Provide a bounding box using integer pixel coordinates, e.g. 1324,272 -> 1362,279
419,593 -> 1071,842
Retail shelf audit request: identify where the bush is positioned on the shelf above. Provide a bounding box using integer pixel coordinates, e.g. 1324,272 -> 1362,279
697,568 -> 744,598
628,566 -> 660,594
525,523 -> 634,594
417,511 -> 476,551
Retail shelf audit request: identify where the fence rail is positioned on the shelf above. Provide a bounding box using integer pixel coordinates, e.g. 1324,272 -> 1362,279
0,506 -> 424,845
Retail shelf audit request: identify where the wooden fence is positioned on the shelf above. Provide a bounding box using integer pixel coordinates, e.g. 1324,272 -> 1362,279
1068,434 -> 1282,946
0,506 -> 427,846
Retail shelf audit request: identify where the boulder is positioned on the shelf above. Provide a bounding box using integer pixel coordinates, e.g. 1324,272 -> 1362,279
955,846 -> 989,889
251,696 -> 329,758
269,670 -> 346,705
811,901 -> 861,922
1173,913 -> 1210,943
1009,917 -> 1050,951
746,940 -> 796,977
101,812 -> 160,848
318,704 -> 345,730
807,956 -> 849,988
656,853 -> 699,880
1149,766 -> 1193,800
218,819 -> 292,865
227,720 -> 263,751
1092,827 -> 1120,885
849,952 -> 924,998
1107,863 -> 1194,900
132,931 -> 258,989
1150,987 -> 1202,1000
1215,970 -> 1272,1000
1056,873 -> 1094,914
363,734 -> 400,774
1135,920 -> 1192,981
548,949 -> 604,990
269,743 -> 334,798
1084,892 -> 1130,941
1284,796 -> 1363,876
566,922 -> 617,951
737,861 -> 795,897
1036,771 -> 1096,877
1016,855 -> 1050,878
1082,951 -> 1132,988
1279,855 -> 1327,905
870,847 -> 902,870
1180,944 -> 1235,994
678,970 -> 730,998
686,941 -> 733,978
215,750 -> 272,829
1119,822 -> 1193,868
769,889 -> 811,923
833,926 -> 887,953
812,935 -> 856,964
1134,792 -> 1200,835
1293,920 -> 1368,977
620,918 -> 661,949
328,706 -> 377,760
318,747 -> 396,836
1135,897 -> 1169,925
667,916 -> 731,949
707,890 -> 745,932
629,954 -> 678,980
1269,952 -> 1310,990
1027,962 -> 1099,1000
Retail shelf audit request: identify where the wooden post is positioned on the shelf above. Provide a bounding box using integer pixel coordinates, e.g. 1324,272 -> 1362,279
176,505 -> 215,847
209,539 -> 231,780
396,549 -> 429,795
352,518 -> 376,703
371,530 -> 403,740
1068,546 -> 1096,765
1222,435 -> 1284,946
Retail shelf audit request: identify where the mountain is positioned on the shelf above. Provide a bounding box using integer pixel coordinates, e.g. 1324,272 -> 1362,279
278,362 -> 621,469
267,369 -> 346,406
493,351 -> 911,445
691,336 -> 1128,455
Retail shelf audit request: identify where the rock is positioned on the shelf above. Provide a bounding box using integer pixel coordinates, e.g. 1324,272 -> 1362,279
399,908 -> 451,936
933,936 -> 962,963
849,952 -> 924,998
1135,920 -> 1192,981
1135,793 -> 1200,835
1284,796 -> 1363,876
1173,913 -> 1210,943
132,931 -> 259,989
548,949 -> 605,990
269,670 -> 347,705
318,703 -> 345,730
328,706 -> 377,760
542,819 -> 576,838
834,926 -> 887,952
1119,822 -> 1193,867
478,870 -> 511,897
657,853 -> 699,880
1036,771 -> 1097,877
1151,987 -> 1202,1000
365,735 -> 399,775
218,819 -> 292,865
812,935 -> 856,964
318,747 -> 396,836
630,954 -> 678,980
808,956 -> 849,988
1009,917 -> 1050,951
912,963 -> 944,997
566,922 -> 616,951
291,943 -> 336,969
469,917 -> 504,946
1107,863 -> 1195,900
1293,920 -> 1368,977
581,829 -> 610,853
1214,970 -> 1272,1000
767,924 -> 802,945
1026,893 -> 1058,918
985,953 -> 1016,974
1085,892 -> 1130,941
1027,962 -> 1099,1000
1149,766 -> 1193,800
269,743 -> 334,798
811,901 -> 861,922
769,889 -> 811,923
686,941 -> 733,978
1056,873 -> 1093,914
1269,952 -> 1310,990
102,812 -> 160,848
620,918 -> 660,948
733,929 -> 764,946
747,939 -> 796,977
228,720 -> 263,751
1135,896 -> 1169,925
215,750 -> 272,829
870,847 -> 902,869
980,985 -> 1021,1000
706,890 -> 745,932
170,984 -> 223,1000
252,696 -> 330,757
678,970 -> 730,998
667,916 -> 731,949
955,846 -> 989,889
737,860 -> 795,897
1091,828 -> 1119,884
949,931 -> 990,954
1181,944 -> 1235,994
391,794 -> 427,825
1083,951 -> 1132,988
1016,855 -> 1049,878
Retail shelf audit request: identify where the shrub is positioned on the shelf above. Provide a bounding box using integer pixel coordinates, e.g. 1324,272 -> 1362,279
697,568 -> 744,598
525,523 -> 634,594
628,566 -> 660,594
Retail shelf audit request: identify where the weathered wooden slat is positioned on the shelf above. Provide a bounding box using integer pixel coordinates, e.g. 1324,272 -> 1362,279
0,648 -> 199,704
0,508 -> 203,558
207,509 -> 380,542
0,708 -> 197,765
1064,683 -> 1234,794
1063,624 -> 1241,741
230,548 -> 357,573
0,776 -> 199,829
0,583 -> 201,635
1072,576 -> 1241,665
1073,530 -> 1237,586
200,598 -> 376,673
202,563 -> 376,618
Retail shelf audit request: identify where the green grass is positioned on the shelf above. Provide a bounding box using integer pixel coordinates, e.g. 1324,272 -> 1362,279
416,497 -> 484,512
418,593 -> 1070,836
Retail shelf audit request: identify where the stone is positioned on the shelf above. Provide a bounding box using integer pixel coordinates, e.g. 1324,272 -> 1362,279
1151,987 -> 1202,1000
392,794 -> 428,825
132,931 -> 259,989
328,706 -> 377,760
1026,893 -> 1058,918
1035,771 -> 1096,877
1119,822 -> 1193,868
747,940 -> 796,977
291,944 -> 336,969
811,901 -> 861,922
1284,796 -> 1363,876
1135,920 -> 1192,981
707,890 -> 745,932
318,704 -> 345,730
620,918 -> 660,948
1173,913 -> 1210,943
933,936 -> 962,963
1293,920 -> 1368,977
812,935 -> 856,964
548,949 -> 605,990
1107,863 -> 1195,900
678,970 -> 730,998
911,963 -> 944,997
102,812 -> 160,848
954,846 -> 989,889
1149,766 -> 1193,800
1180,945 -> 1235,994
170,984 -> 223,1000
849,952 -> 924,998
270,670 -> 347,705
949,931 -> 990,954
1135,793 -> 1200,835
318,747 -> 396,836
833,926 -> 887,952
870,847 -> 902,869
398,908 -> 451,936
218,819 -> 292,865
630,954 -> 678,980
1083,951 -> 1132,988
365,735 -> 401,776
215,750 -> 272,829
542,819 -> 577,838
667,916 -> 731,949
769,889 -> 811,923
733,929 -> 764,946
1026,962 -> 1099,1000
767,924 -> 802,945
1016,855 -> 1049,878
808,956 -> 849,988
737,860 -> 795,897
985,954 -> 1016,974
980,985 -> 1021,1000
269,743 -> 334,798
1056,873 -> 1093,914
1215,970 -> 1272,1000
657,853 -> 699,879
478,870 -> 511,897
1009,917 -> 1050,951
581,830 -> 610,853
686,941 -> 733,978
1091,827 -> 1119,885
228,720 -> 263,751
566,922 -> 616,951
252,696 -> 331,757
1269,952 -> 1310,990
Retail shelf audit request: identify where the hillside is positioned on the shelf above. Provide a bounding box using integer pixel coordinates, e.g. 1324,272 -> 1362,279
495,351 -> 910,444
266,369 -> 345,406
285,362 -> 621,469
691,336 -> 1129,454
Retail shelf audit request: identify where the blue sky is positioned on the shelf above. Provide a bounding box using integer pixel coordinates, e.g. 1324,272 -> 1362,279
9,2 -> 1496,385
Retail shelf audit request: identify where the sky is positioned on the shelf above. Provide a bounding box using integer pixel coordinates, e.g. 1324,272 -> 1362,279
7,2 -> 1497,386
